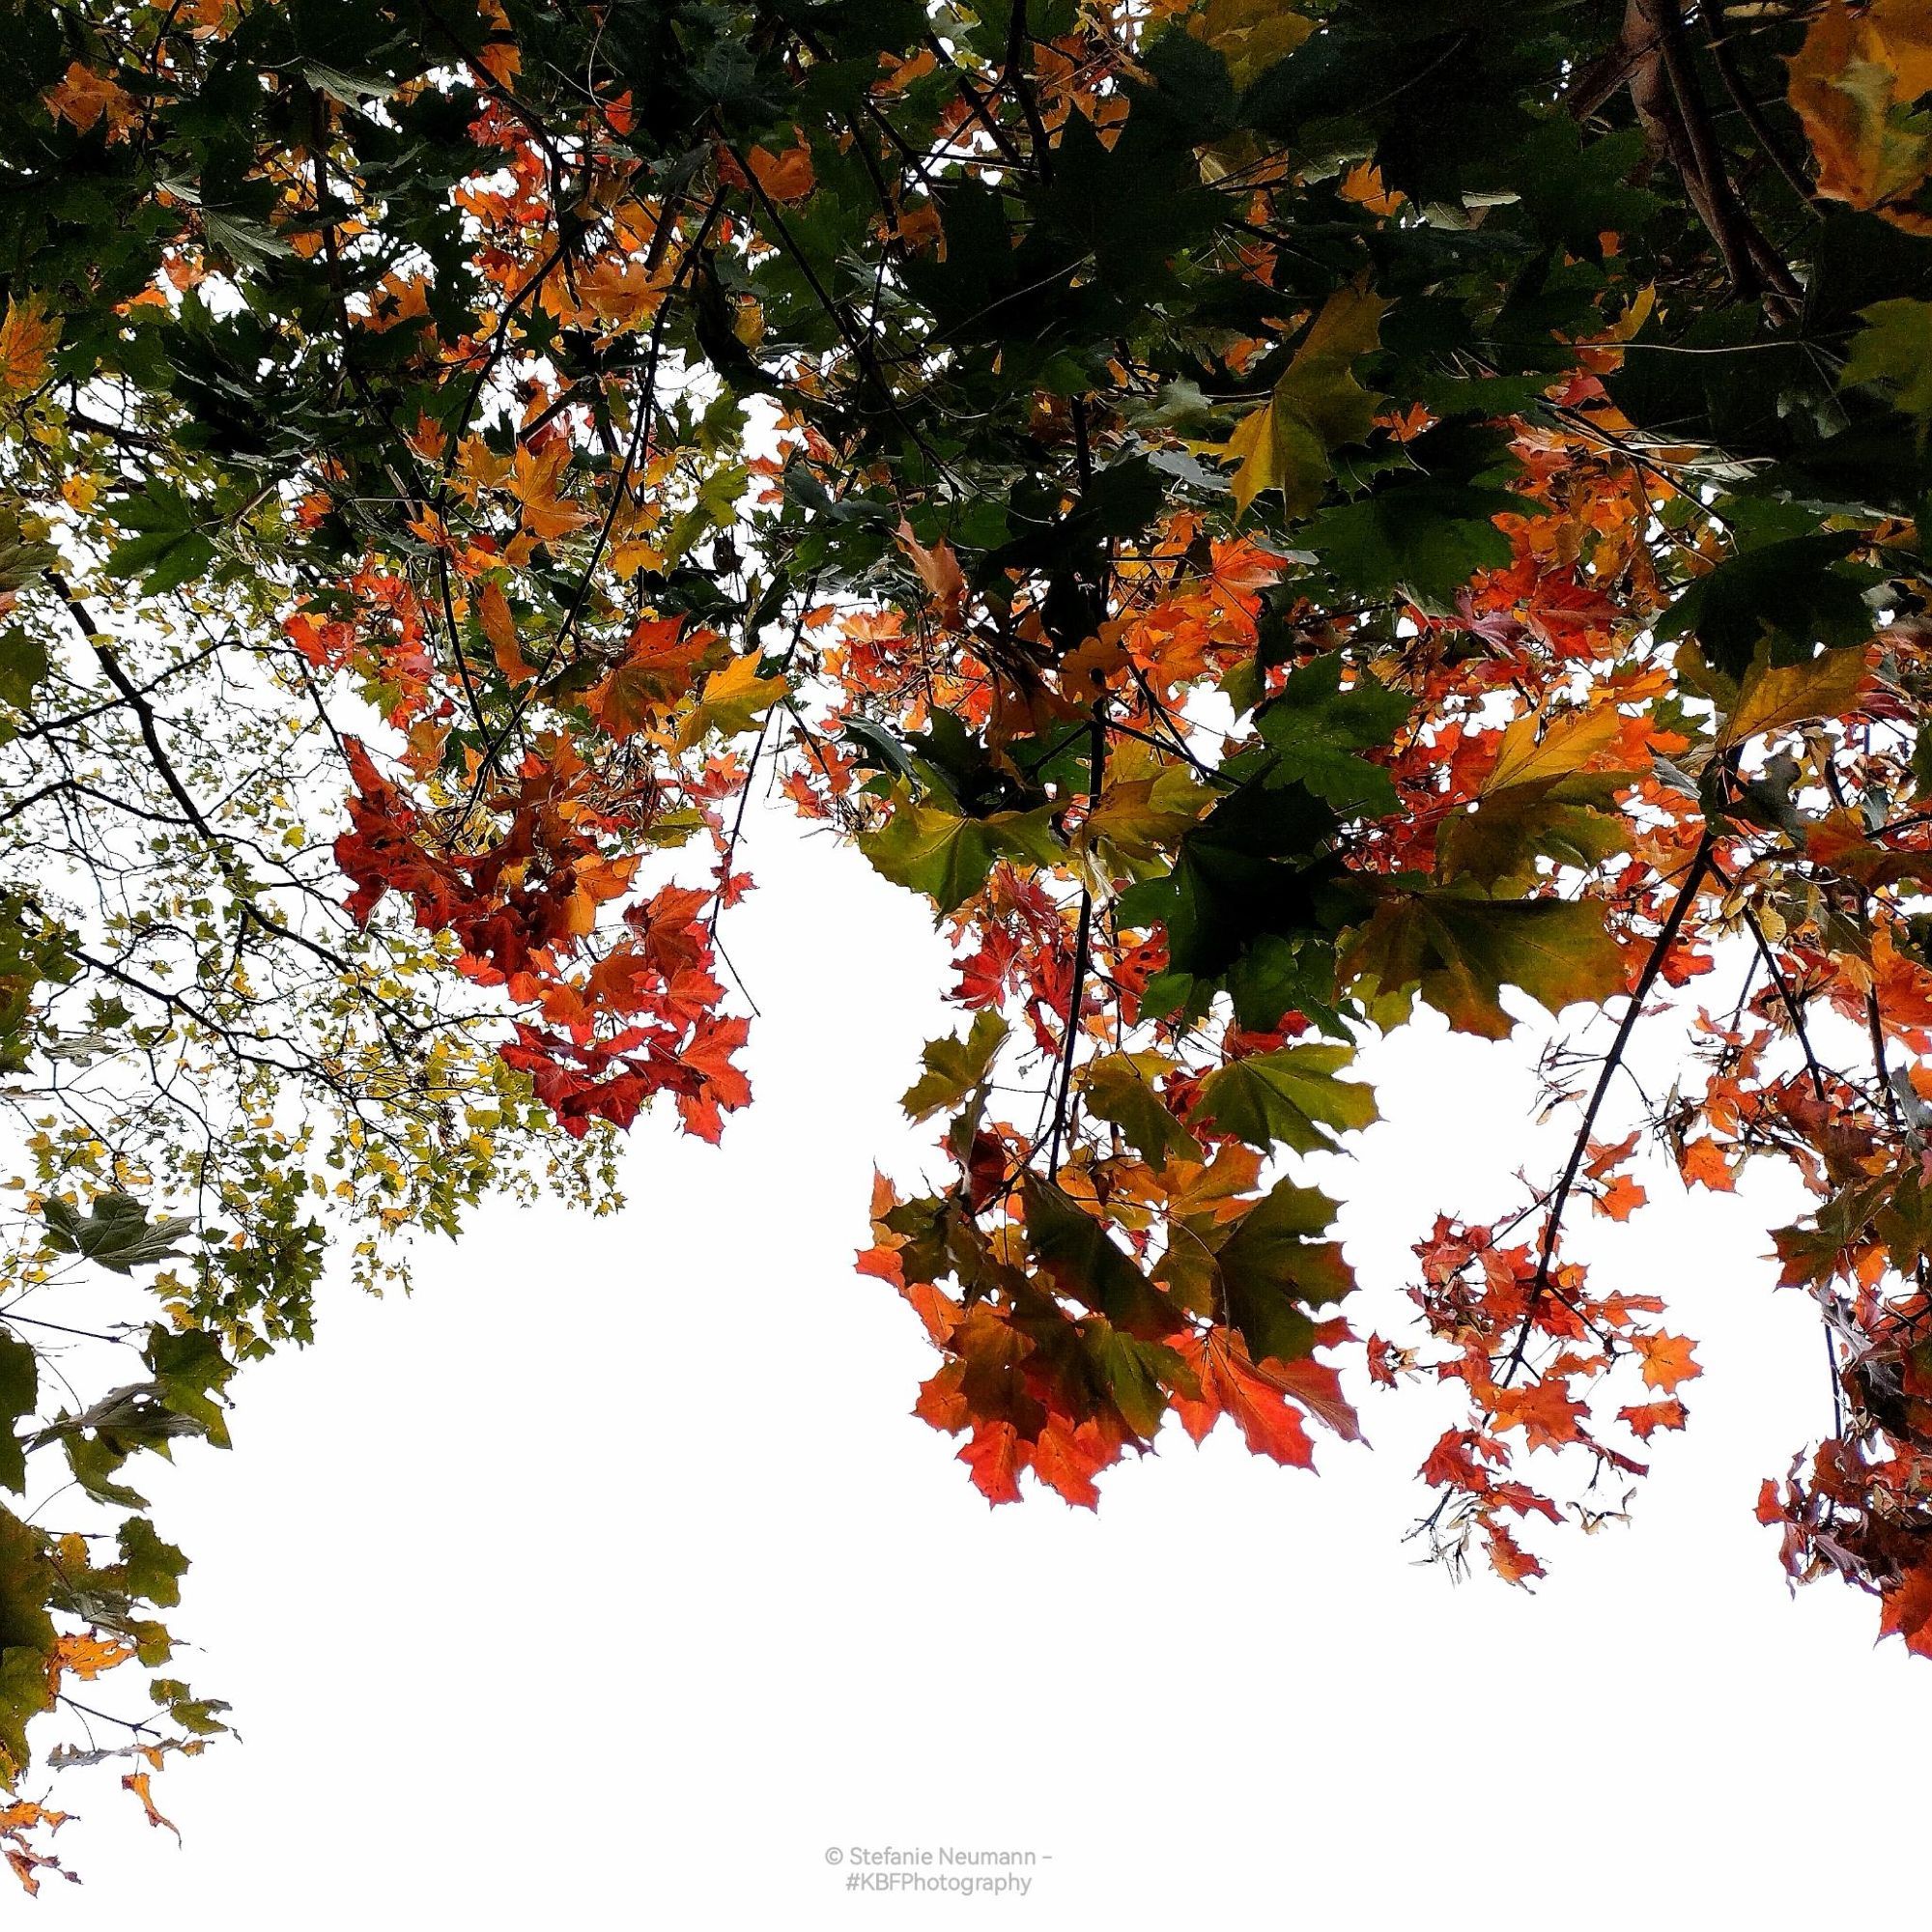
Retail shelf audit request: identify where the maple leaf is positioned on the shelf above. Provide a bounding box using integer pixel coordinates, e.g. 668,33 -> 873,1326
1028,1416 -> 1114,1510
1188,1041 -> 1378,1155
49,1634 -> 132,1683
673,1012 -> 753,1143
1633,1332 -> 1702,1394
901,1010 -> 1008,1122
1186,0 -> 1316,87
894,518 -> 966,627
1879,1563 -> 1932,1657
0,296 -> 57,396
1079,1320 -> 1194,1440
1211,1179 -> 1356,1369
43,62 -> 138,139
1077,767 -> 1214,864
508,441 -> 592,543
1023,1177 -> 1180,1339
1338,160 -> 1404,218
1342,891 -> 1629,1040
23,0 -> 1932,1845
1485,1522 -> 1546,1587
1788,0 -> 1932,229
1173,1329 -> 1318,1468
1435,706 -> 1632,892
1618,1398 -> 1688,1441
477,582 -> 534,684
1255,652 -> 1408,817
1593,1174 -> 1647,1221
859,788 -> 1062,912
1841,298 -> 1932,439
746,138 -> 816,204
587,617 -> 713,738
121,1773 -> 178,1839
1680,1138 -> 1736,1192
1080,1053 -> 1204,1167
675,651 -> 786,750
1490,1378 -> 1587,1452
1220,285 -> 1388,517
958,1420 -> 1027,1504
1712,644 -> 1870,752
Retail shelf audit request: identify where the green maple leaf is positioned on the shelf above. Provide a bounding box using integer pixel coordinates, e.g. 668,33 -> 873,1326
1342,889 -> 1628,1039
901,1010 -> 1009,1122
41,1192 -> 194,1277
1078,1320 -> 1195,1439
1435,707 -> 1634,892
1214,1179 -> 1355,1368
1189,1042 -> 1378,1154
1022,1176 -> 1179,1338
1256,652 -> 1408,817
0,1333 -> 33,1494
1842,298 -> 1932,440
860,788 -> 1062,912
1080,1053 -> 1205,1166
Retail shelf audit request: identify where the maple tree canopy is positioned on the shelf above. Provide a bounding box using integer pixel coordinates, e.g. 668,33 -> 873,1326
4,0 -> 1932,1886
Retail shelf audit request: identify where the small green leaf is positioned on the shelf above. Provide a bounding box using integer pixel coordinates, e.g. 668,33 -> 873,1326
901,1009 -> 1009,1122
1257,652 -> 1408,816
1842,298 -> 1932,440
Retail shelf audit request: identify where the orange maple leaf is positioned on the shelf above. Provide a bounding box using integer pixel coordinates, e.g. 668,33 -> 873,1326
1490,1377 -> 1587,1451
1618,1398 -> 1689,1441
894,518 -> 966,628
1634,1332 -> 1702,1394
1679,1136 -> 1736,1192
746,139 -> 816,204
478,582 -> 535,684
43,62 -> 138,139
1593,1173 -> 1647,1221
1880,1564 -> 1932,1657
0,296 -> 58,396
1174,1330 -> 1319,1468
957,1419 -> 1026,1503
50,1634 -> 133,1683
1486,1521 -> 1546,1587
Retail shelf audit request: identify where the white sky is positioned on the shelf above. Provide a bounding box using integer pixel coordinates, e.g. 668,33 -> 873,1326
30,801 -> 1928,1928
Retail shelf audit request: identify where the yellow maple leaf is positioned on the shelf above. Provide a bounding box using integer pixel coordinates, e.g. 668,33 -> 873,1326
676,651 -> 786,749
1186,0 -> 1317,88
1219,285 -> 1388,518
477,582 -> 535,684
1789,0 -> 1932,230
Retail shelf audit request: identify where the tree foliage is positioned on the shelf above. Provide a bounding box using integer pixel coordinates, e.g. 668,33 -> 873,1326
5,0 -> 1932,1885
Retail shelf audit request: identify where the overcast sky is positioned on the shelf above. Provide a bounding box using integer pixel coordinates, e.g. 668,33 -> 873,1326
31,802 -> 1927,1929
